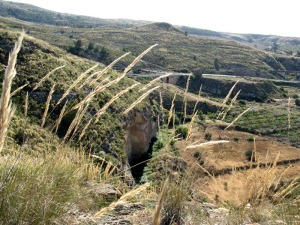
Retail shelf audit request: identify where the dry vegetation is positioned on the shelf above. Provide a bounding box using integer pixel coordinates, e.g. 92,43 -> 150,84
0,30 -> 299,225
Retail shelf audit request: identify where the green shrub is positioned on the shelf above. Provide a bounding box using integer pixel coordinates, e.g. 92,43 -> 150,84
233,136 -> 240,142
247,136 -> 254,142
169,139 -> 176,147
175,126 -> 188,139
193,151 -> 202,159
153,140 -> 164,152
160,180 -> 188,225
245,149 -> 255,161
295,99 -> 300,107
204,133 -> 212,141
0,151 -> 99,225
239,100 -> 246,106
292,94 -> 299,99
197,110 -> 205,121
193,151 -> 204,165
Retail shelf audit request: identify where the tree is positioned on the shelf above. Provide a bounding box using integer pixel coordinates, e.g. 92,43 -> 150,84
214,58 -> 220,71
74,40 -> 83,50
69,39 -> 83,55
87,42 -> 94,51
98,47 -> 109,61
271,42 -> 279,52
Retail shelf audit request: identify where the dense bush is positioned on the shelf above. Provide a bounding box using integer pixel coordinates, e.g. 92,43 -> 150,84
175,126 -> 188,139
204,133 -> 212,141
245,149 -> 255,161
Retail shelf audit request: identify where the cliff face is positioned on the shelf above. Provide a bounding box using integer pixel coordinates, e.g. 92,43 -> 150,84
177,76 -> 279,102
123,109 -> 157,163
200,78 -> 278,101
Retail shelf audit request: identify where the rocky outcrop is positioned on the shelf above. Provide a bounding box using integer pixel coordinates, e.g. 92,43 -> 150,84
177,76 -> 279,102
123,109 -> 157,163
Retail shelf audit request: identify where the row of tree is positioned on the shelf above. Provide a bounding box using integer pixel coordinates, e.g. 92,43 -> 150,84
68,40 -> 110,63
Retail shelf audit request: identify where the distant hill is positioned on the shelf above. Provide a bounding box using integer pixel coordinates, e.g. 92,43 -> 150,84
1,0 -> 300,80
179,26 -> 300,55
0,0 -> 148,28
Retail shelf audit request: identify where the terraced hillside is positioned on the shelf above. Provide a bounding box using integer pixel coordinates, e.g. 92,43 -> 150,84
1,6 -> 300,79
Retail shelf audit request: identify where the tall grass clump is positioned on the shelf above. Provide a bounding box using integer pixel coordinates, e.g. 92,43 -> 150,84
158,178 -> 188,225
0,149 -> 102,225
0,31 -> 24,152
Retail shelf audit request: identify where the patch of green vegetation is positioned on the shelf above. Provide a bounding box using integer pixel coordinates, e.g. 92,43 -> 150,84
175,126 -> 188,139
226,102 -> 300,147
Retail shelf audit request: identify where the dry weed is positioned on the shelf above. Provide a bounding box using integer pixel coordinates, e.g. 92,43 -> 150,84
0,31 -> 24,152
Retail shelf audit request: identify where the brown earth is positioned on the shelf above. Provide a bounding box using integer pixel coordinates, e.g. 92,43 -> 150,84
175,123 -> 300,205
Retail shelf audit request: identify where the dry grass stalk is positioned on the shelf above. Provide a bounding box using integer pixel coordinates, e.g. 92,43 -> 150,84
24,92 -> 28,117
94,83 -> 138,123
67,45 -> 157,113
217,80 -> 239,119
159,91 -> 165,123
183,74 -> 191,123
195,162 -> 215,178
288,97 -> 291,130
186,140 -> 230,150
93,183 -> 151,218
244,153 -> 294,202
221,89 -> 241,121
104,161 -> 117,180
223,107 -> 251,131
157,115 -> 160,134
32,65 -> 65,91
78,70 -> 101,89
221,80 -> 239,108
69,102 -> 90,140
65,77 -> 112,114
167,93 -> 177,127
274,177 -> 300,202
67,78 -> 120,114
63,104 -> 84,142
56,64 -> 99,106
172,108 -> 176,129
122,44 -> 158,75
84,52 -> 130,88
123,86 -> 159,115
251,136 -> 257,164
140,73 -> 172,92
186,110 -> 198,140
11,83 -> 28,97
192,84 -> 202,115
41,84 -> 55,128
152,178 -> 169,225
78,117 -> 93,141
53,100 -> 68,133
0,31 -> 24,152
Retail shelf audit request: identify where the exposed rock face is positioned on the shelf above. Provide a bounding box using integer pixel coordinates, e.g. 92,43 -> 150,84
177,76 -> 279,102
123,109 -> 157,163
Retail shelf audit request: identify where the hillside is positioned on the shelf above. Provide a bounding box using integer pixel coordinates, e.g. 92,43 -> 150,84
0,0 -> 148,28
2,0 -> 300,56
1,17 -> 300,80
1,2 -> 300,79
179,25 -> 300,55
